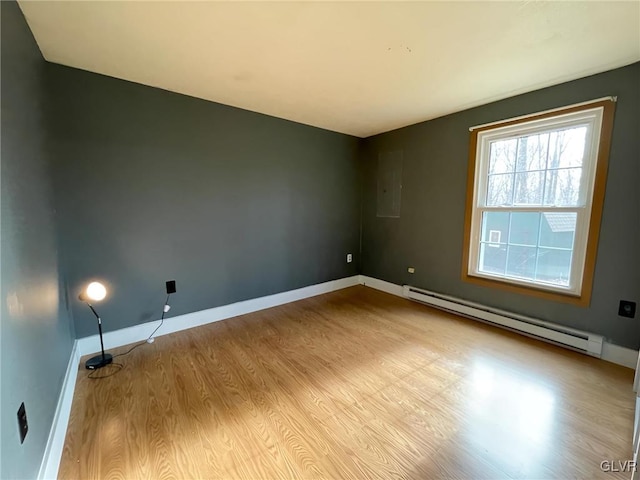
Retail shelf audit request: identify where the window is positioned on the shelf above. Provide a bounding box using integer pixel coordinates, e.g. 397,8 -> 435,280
462,99 -> 615,305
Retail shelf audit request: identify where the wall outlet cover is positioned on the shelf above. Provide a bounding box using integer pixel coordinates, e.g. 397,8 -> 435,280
346,254 -> 352,263
618,300 -> 636,318
408,267 -> 415,274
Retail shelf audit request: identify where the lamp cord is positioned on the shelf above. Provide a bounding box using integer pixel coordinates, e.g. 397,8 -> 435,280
146,293 -> 170,340
112,294 -> 171,359
88,362 -> 123,379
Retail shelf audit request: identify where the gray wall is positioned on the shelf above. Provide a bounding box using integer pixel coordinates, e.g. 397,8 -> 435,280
361,63 -> 640,349
0,2 -> 76,478
44,65 -> 361,338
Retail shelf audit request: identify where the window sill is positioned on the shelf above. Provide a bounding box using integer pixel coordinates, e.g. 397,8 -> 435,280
462,271 -> 590,306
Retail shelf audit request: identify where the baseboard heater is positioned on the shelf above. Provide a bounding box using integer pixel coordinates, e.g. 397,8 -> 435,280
402,285 -> 603,357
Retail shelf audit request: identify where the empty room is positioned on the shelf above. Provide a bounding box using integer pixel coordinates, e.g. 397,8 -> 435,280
2,1 -> 640,479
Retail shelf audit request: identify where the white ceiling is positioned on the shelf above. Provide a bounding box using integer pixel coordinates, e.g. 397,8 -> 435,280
18,1 -> 640,138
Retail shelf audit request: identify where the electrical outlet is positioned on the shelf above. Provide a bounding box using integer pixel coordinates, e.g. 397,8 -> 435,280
17,402 -> 28,444
619,300 -> 636,318
408,267 -> 415,274
347,254 -> 353,263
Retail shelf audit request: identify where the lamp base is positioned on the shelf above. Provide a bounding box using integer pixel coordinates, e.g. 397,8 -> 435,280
85,353 -> 113,370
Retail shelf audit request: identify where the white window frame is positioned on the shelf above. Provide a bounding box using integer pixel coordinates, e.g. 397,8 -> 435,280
466,105 -> 607,297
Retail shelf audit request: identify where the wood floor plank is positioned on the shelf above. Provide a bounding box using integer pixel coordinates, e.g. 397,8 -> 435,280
59,286 -> 635,479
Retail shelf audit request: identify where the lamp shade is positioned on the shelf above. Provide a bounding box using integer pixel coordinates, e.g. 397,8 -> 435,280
85,282 -> 107,302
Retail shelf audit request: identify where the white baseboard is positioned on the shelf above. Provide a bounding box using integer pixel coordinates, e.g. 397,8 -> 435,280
602,342 -> 639,370
77,275 -> 360,356
38,340 -> 80,480
359,275 -> 638,370
358,275 -> 405,297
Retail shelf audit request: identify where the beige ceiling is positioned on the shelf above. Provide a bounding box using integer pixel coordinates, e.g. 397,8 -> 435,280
18,1 -> 640,138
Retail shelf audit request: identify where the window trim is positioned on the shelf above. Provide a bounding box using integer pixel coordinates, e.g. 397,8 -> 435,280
461,99 -> 615,306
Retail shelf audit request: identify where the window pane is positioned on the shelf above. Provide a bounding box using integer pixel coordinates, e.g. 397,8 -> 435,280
544,168 -> 583,206
506,245 -> 536,280
487,174 -> 513,206
547,126 -> 587,169
481,211 -> 509,243
509,212 -> 540,246
540,212 -> 576,249
516,133 -> 549,172
514,171 -> 543,205
536,248 -> 572,286
479,243 -> 507,275
489,139 -> 517,174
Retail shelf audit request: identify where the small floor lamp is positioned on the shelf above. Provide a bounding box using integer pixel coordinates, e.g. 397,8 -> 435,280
79,281 -> 113,370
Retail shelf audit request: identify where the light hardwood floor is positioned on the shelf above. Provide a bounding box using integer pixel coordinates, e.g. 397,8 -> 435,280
61,286 -> 635,479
